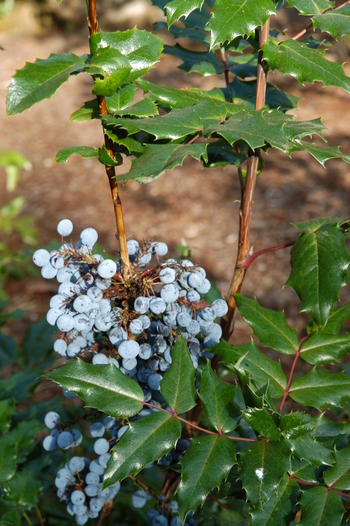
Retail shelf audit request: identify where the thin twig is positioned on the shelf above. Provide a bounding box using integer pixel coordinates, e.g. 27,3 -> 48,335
87,0 -> 130,276
97,500 -> 114,526
290,476 -> 350,499
129,474 -> 169,508
208,493 -> 232,510
239,240 -> 294,269
279,336 -> 309,414
292,0 -> 350,40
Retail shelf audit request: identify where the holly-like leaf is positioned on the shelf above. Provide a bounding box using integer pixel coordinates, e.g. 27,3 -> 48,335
234,294 -> 299,355
205,141 -> 246,169
291,458 -> 320,484
0,369 -> 39,402
6,53 -> 86,115
289,368 -> 350,410
288,434 -> 334,467
324,445 -> 350,489
0,436 -> 17,484
287,0 -> 333,15
206,0 -> 276,48
291,141 -> 350,167
56,146 -> 99,163
98,145 -> 121,167
250,473 -> 300,526
7,471 -> 41,509
9,421 -> 40,464
280,412 -> 318,439
298,486 -> 344,526
212,339 -> 287,398
199,362 -> 239,433
163,43 -> 225,76
105,132 -> 145,155
313,414 -> 350,441
70,84 -> 137,122
177,435 -> 236,522
87,47 -> 132,97
165,0 -> 204,26
47,360 -> 144,418
155,21 -> 211,48
323,303 -> 350,334
103,412 -> 181,486
160,336 -> 196,414
263,38 -> 350,94
313,5 -> 350,40
300,332 -> 350,365
117,143 -> 208,183
137,79 -> 206,109
90,29 -> 163,83
239,439 -> 292,507
228,77 -> 300,111
242,408 -> 281,441
286,219 -> 350,327
0,399 -> 15,434
109,98 -> 158,118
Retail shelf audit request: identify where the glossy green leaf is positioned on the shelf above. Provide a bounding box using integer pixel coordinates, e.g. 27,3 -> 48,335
178,435 -> 236,522
287,0 -> 333,15
250,473 -> 300,526
70,84 -> 137,122
239,439 -> 292,507
300,332 -> 350,365
206,0 -> 276,48
291,141 -> 350,167
98,145 -> 121,167
105,132 -> 145,155
9,420 -> 40,463
0,437 -> 17,484
288,434 -> 334,467
205,141 -> 245,168
324,445 -> 350,489
212,339 -> 287,398
313,5 -> 350,40
6,53 -> 86,115
47,359 -> 144,418
263,39 -> 350,94
291,458 -> 320,484
117,143 -> 208,183
234,294 -> 299,355
0,399 -> 15,434
7,471 -> 41,509
56,146 -> 99,163
137,79 -> 206,109
228,77 -> 300,111
199,361 -> 239,433
0,334 -> 18,366
280,412 -> 318,439
322,303 -> 350,334
313,414 -> 350,441
103,412 -> 181,486
286,220 -> 349,327
298,486 -> 344,526
160,336 -> 196,414
90,29 -> 163,83
289,368 -> 350,410
242,408 -> 281,441
165,0 -> 204,26
88,47 -> 132,96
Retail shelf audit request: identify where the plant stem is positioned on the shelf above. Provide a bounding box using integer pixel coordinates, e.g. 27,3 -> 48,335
129,474 -> 169,508
87,0 -> 130,276
290,476 -> 350,499
23,513 -> 33,526
208,493 -> 232,510
220,19 -> 270,343
292,0 -> 350,40
279,336 -> 308,414
239,240 -> 294,269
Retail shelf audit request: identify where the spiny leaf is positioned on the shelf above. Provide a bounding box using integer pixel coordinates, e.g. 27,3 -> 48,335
211,339 -> 287,398
137,78 -> 206,109
286,220 -> 350,327
287,0 -> 334,15
165,0 -> 204,26
103,412 -> 181,486
155,21 -> 211,48
263,38 -> 350,94
98,145 -> 121,167
47,360 -> 144,418
300,332 -> 350,365
6,53 -> 86,115
280,412 -> 318,439
313,5 -> 350,40
199,361 -> 239,433
288,434 -> 334,466
87,47 -> 132,97
291,141 -> 350,167
242,408 -> 281,441
56,146 -> 99,163
324,444 -> 350,489
298,486 -> 344,526
160,336 -> 196,414
289,368 -> 350,410
323,302 -> 350,334
117,143 -> 208,183
7,471 -> 41,509
206,0 -> 276,48
234,294 -> 299,355
177,435 -> 236,522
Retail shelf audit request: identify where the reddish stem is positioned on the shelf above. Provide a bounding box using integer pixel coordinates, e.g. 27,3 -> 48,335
240,241 -> 294,269
279,336 -> 309,414
290,476 -> 350,500
208,493 -> 232,510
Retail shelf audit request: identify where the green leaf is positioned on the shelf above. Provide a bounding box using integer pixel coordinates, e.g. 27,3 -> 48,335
6,53 -> 86,115
98,145 -> 121,167
1,509 -> 21,526
90,29 -> 163,83
205,141 -> 245,169
137,79 -> 206,109
160,336 -> 196,414
0,369 -> 38,402
47,359 -> 144,418
22,319 -> 55,364
242,408 -> 281,441
298,486 -> 344,526
105,132 -> 145,155
163,43 -> 224,76
199,361 -> 239,433
289,368 -> 350,410
263,39 -> 350,94
250,473 -> 300,526
206,0 -> 276,48
280,412 -> 318,439
117,143 -> 208,183
212,340 -> 287,398
324,445 -> 350,489
291,458 -> 320,484
155,21 -> 211,48
288,434 -> 334,467
0,436 -> 17,484
322,303 -> 350,334
110,98 -> 158,118
313,5 -> 350,40
9,420 -> 40,463
70,84 -> 137,122
286,220 -> 350,327
313,414 -> 350,441
0,333 -> 18,366
291,141 -> 350,167
300,332 -> 350,365
288,0 -> 334,15
0,399 -> 15,434
88,47 -> 132,96
234,294 -> 299,355
56,146 -> 99,163
165,0 -> 204,26
228,77 -> 300,112
70,99 -> 100,122
7,471 -> 41,509
103,412 -> 181,486
177,435 -> 236,522
239,439 -> 291,507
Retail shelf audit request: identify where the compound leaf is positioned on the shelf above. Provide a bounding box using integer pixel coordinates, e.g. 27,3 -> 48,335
103,412 -> 181,486
47,359 -> 144,418
56,146 -> 99,163
300,332 -> 350,365
6,53 -> 86,115
234,294 -> 299,355
178,435 -> 236,522
298,486 -> 344,526
165,0 -> 204,26
160,336 -> 196,414
287,0 -> 334,15
324,445 -> 350,490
